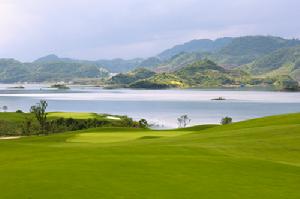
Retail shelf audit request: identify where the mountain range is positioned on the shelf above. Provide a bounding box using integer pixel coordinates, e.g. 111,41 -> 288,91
0,35 -> 300,85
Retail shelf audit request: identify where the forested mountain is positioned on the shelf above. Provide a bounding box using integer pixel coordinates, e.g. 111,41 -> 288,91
109,60 -> 257,89
154,36 -> 300,70
34,54 -> 76,63
155,52 -> 205,72
0,35 -> 300,84
151,36 -> 300,84
35,54 -> 143,73
109,68 -> 156,85
242,46 -> 300,81
211,36 -> 300,67
157,37 -> 233,60
0,58 -> 106,83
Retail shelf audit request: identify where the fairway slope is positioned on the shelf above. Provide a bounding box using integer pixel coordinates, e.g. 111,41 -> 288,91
0,113 -> 300,199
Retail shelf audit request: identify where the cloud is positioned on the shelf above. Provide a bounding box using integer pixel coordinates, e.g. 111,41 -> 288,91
0,0 -> 299,61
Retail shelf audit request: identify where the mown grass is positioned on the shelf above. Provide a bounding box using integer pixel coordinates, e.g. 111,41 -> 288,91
0,113 -> 300,198
0,112 -> 121,122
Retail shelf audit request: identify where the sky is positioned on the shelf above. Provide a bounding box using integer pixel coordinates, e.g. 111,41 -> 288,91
0,0 -> 299,61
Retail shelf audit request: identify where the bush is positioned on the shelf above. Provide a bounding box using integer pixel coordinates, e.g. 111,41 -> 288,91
138,119 -> 149,128
0,120 -> 21,136
221,117 -> 233,125
16,110 -> 23,113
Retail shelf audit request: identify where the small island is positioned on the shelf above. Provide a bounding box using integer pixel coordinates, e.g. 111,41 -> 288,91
211,97 -> 226,101
50,84 -> 70,89
9,85 -> 25,89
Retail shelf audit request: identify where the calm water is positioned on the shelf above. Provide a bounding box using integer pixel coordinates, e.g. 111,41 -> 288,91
0,84 -> 300,128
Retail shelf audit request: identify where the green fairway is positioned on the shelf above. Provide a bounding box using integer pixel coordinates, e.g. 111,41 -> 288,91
0,113 -> 300,198
67,129 -> 190,143
48,112 -> 121,120
48,112 -> 100,119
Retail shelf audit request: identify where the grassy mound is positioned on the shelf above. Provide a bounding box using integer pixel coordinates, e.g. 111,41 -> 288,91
0,113 -> 300,198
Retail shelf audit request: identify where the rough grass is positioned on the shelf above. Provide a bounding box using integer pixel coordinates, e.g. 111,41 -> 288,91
0,113 -> 300,198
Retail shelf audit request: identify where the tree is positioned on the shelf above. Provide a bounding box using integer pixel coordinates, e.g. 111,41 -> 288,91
30,100 -> 48,134
138,119 -> 149,128
2,106 -> 8,112
221,117 -> 232,125
177,115 -> 191,128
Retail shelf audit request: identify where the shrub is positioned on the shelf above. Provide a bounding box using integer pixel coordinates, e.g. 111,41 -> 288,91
221,117 -> 233,125
138,119 -> 149,128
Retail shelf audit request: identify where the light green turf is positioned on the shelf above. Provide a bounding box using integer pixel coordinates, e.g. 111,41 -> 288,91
67,130 -> 190,143
0,112 -> 101,122
0,112 -> 119,123
48,112 -> 100,119
0,113 -> 300,199
0,112 -> 30,122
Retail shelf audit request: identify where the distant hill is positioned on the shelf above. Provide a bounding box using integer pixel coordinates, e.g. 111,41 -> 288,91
174,60 -> 249,87
242,46 -> 300,81
154,36 -> 300,71
109,68 -> 156,85
0,58 -> 105,83
34,54 -> 75,63
157,37 -> 233,60
155,52 -> 205,72
138,57 -> 162,68
0,35 -> 300,84
211,36 -> 300,67
35,54 -> 143,73
112,60 -> 258,89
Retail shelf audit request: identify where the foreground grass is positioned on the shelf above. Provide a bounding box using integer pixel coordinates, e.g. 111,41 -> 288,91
0,113 -> 300,198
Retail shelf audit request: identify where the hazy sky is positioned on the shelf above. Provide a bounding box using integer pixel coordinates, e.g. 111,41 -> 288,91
0,0 -> 299,61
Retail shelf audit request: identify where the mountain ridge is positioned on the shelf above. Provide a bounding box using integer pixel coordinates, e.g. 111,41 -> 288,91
0,35 -> 300,84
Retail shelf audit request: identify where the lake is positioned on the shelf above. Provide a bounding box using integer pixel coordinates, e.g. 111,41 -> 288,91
0,84 -> 300,128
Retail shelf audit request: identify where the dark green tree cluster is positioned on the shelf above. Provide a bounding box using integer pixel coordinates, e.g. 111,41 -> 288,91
221,117 -> 233,125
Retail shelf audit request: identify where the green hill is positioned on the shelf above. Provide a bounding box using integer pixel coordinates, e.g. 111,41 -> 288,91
210,36 -> 300,67
158,37 -> 233,60
155,52 -> 206,72
154,36 -> 300,71
35,54 -> 144,73
109,68 -> 156,85
128,60 -> 252,88
129,73 -> 186,89
0,58 -> 108,83
175,60 -> 250,87
0,113 -> 300,198
242,46 -> 300,81
0,36 -> 300,83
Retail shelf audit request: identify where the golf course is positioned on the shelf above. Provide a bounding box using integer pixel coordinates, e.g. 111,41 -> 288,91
0,112 -> 299,198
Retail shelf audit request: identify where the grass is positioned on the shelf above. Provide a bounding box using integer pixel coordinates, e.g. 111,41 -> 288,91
67,129 -> 190,144
0,113 -> 300,198
0,112 -> 30,122
0,112 -> 122,122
